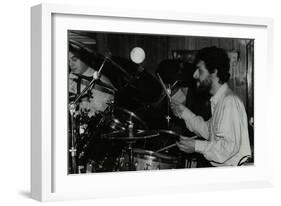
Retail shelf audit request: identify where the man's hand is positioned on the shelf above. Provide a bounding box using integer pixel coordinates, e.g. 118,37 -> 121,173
171,99 -> 186,118
176,137 -> 195,154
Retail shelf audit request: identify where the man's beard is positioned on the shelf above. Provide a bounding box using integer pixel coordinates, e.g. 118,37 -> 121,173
196,77 -> 212,93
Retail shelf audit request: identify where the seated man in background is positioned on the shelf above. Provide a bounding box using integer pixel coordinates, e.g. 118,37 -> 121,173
171,46 -> 252,167
68,41 -> 117,171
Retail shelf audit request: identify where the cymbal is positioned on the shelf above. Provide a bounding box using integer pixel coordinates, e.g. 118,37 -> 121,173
157,130 -> 181,139
102,106 -> 148,130
101,130 -> 159,140
70,73 -> 117,95
115,107 -> 147,129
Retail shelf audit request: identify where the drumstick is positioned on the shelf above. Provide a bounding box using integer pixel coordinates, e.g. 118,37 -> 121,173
155,143 -> 177,153
171,80 -> 178,89
156,73 -> 171,99
155,135 -> 197,153
180,135 -> 197,140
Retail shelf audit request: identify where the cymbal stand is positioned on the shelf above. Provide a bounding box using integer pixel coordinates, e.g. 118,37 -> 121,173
127,116 -> 135,171
157,73 -> 171,129
166,84 -> 172,129
69,103 -> 77,173
68,57 -> 107,173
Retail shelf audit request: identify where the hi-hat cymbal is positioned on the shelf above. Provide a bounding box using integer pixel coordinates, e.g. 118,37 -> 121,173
102,106 -> 148,130
157,129 -> 181,138
101,130 -> 159,140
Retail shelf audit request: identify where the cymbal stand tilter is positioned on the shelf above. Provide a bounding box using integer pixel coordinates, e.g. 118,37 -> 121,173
157,73 -> 172,129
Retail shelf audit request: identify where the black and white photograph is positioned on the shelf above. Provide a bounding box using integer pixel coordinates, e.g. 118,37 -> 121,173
67,30 -> 254,174
1,0 -> 280,204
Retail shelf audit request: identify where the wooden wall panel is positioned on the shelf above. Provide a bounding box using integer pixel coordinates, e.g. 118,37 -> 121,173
95,33 -> 253,116
167,36 -> 249,107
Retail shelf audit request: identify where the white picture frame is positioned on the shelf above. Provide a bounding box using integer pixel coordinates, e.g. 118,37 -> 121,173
31,3 -> 274,202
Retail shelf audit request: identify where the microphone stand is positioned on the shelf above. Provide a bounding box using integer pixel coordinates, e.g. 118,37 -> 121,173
68,57 -> 107,174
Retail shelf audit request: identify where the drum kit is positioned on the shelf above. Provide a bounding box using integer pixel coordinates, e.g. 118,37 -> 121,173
68,47 -> 193,174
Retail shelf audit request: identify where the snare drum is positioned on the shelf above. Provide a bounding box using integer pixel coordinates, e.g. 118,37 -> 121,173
118,148 -> 179,171
134,149 -> 178,170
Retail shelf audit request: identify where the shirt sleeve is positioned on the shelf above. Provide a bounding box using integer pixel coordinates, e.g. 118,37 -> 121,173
181,108 -> 209,140
195,96 -> 245,164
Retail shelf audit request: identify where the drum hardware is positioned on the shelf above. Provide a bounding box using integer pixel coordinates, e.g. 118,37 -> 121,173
100,106 -> 149,136
72,73 -> 118,95
77,103 -> 159,172
69,102 -> 78,174
157,73 -> 172,129
101,108 -> 158,171
73,95 -> 152,172
68,56 -> 109,174
102,125 -> 159,171
72,102 -> 195,172
68,42 -> 186,173
71,57 -> 108,105
82,104 -> 158,171
156,73 -> 183,131
115,106 -> 148,129
85,158 -> 109,173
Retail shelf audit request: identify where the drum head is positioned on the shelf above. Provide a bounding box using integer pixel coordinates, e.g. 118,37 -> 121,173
133,148 -> 178,164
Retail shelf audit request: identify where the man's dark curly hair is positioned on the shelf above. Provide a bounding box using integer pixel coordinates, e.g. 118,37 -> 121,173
194,46 -> 230,84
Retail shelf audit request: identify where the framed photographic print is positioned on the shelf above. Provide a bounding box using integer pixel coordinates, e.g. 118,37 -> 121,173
31,3 -> 274,201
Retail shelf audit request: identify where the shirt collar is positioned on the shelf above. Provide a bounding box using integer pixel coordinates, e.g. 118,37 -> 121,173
210,83 -> 228,107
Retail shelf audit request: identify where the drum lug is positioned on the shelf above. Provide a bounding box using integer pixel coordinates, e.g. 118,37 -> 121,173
134,161 -> 138,168
157,163 -> 161,170
145,163 -> 151,170
114,157 -> 120,171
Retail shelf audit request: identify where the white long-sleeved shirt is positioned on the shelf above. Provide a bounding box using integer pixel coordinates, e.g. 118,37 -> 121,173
181,84 -> 251,166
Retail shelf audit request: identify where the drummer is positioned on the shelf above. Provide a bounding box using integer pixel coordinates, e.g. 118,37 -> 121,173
171,47 -> 252,167
156,59 -> 210,135
68,41 -> 114,117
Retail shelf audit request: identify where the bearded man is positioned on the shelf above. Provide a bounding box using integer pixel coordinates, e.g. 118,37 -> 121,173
171,46 -> 251,167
